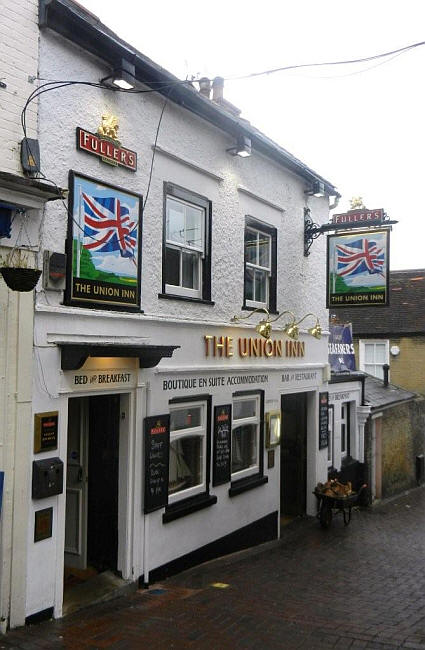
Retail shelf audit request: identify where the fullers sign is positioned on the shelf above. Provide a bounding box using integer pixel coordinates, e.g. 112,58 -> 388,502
77,128 -> 137,171
331,208 -> 384,225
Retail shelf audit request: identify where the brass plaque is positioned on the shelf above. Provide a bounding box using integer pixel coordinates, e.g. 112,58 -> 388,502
34,508 -> 53,542
34,411 -> 58,453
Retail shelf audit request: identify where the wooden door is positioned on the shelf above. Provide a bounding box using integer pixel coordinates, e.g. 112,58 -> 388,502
280,393 -> 307,516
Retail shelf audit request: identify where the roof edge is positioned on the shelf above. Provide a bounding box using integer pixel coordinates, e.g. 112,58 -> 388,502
39,0 -> 339,195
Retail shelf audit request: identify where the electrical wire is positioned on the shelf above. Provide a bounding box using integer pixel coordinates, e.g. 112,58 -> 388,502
227,39 -> 425,80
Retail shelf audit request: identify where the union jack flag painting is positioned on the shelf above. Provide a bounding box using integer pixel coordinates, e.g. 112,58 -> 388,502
67,172 -> 142,310
82,193 -> 137,259
327,229 -> 389,308
336,238 -> 385,278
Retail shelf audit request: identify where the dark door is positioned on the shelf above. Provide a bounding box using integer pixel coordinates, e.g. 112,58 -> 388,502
87,394 -> 120,572
280,393 -> 307,516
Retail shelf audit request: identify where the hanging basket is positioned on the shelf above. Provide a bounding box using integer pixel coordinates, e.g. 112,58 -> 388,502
0,267 -> 42,292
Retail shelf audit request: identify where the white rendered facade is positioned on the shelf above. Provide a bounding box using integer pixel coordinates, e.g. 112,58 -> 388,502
8,1 -> 347,624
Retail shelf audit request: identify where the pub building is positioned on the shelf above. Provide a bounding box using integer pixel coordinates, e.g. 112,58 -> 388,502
1,0 -> 363,627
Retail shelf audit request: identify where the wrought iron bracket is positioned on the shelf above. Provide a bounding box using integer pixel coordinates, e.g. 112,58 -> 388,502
303,208 -> 398,257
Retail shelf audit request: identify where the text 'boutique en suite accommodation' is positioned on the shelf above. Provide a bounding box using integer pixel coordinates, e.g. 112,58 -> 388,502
14,0 -> 349,625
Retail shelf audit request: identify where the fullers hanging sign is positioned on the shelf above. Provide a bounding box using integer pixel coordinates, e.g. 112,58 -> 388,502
76,114 -> 137,171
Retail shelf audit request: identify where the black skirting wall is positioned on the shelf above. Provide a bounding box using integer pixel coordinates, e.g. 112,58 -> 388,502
143,511 -> 278,585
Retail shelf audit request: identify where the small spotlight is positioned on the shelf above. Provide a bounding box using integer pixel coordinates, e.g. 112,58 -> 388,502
305,180 -> 325,197
227,134 -> 251,158
101,59 -> 135,90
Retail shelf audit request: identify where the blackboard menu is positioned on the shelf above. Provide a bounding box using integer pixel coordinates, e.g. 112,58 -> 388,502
144,414 -> 170,513
213,404 -> 232,486
319,392 -> 329,450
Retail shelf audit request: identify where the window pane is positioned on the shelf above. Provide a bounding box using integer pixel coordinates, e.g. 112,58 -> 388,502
182,251 -> 199,289
245,267 -> 254,301
254,269 -> 267,303
232,424 -> 257,473
166,198 -> 185,244
245,229 -> 257,264
169,436 -> 202,494
374,364 -> 384,380
364,344 -> 375,363
233,399 -> 257,420
170,406 -> 202,431
165,247 -> 180,286
185,205 -> 203,249
258,234 -> 270,268
375,344 -> 386,363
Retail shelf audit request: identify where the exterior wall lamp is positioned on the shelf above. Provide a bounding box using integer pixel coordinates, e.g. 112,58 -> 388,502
231,308 -> 322,340
305,180 -> 326,197
101,59 -> 136,90
227,134 -> 252,157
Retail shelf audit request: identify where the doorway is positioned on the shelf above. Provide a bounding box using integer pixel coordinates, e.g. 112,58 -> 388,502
64,394 -> 120,586
280,392 -> 307,517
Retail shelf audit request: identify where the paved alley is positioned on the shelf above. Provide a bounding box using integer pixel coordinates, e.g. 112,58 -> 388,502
3,486 -> 425,649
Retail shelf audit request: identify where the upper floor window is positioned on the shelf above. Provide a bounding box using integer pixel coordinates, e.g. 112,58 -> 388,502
359,340 -> 389,380
244,217 -> 277,312
162,183 -> 212,302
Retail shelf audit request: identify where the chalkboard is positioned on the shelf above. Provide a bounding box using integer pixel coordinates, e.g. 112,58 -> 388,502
319,392 -> 329,450
213,404 -> 232,486
144,414 -> 170,513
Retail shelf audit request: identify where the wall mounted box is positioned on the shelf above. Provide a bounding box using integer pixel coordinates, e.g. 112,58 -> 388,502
32,458 -> 64,499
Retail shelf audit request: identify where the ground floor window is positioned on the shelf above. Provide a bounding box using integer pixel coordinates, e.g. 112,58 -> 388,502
168,398 -> 208,502
231,392 -> 262,480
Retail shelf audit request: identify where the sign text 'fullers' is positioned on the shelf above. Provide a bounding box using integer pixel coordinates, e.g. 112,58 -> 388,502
204,335 -> 305,358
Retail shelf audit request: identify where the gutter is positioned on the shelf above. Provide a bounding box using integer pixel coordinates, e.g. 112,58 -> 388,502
39,0 -> 339,197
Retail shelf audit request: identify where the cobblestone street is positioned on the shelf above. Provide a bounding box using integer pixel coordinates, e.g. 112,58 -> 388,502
3,486 -> 425,649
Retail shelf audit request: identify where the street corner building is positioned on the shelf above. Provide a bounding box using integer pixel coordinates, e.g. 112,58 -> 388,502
0,0 -> 369,630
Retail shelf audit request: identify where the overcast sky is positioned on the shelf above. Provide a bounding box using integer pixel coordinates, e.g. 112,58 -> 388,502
79,0 -> 425,270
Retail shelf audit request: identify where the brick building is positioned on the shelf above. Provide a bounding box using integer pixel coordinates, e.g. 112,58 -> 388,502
335,269 -> 425,395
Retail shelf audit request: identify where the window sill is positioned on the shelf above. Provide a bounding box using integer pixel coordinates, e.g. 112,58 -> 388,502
163,493 -> 217,523
158,293 -> 214,306
241,305 -> 278,316
229,474 -> 268,497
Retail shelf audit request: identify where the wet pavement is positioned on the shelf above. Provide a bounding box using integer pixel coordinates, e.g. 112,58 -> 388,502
3,486 -> 425,649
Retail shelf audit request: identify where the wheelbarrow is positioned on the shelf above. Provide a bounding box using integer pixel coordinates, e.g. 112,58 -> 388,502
314,484 -> 368,528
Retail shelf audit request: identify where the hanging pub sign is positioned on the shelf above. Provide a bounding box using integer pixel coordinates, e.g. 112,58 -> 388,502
319,392 -> 329,450
328,324 -> 356,373
144,415 -> 170,513
212,404 -> 232,486
76,114 -> 137,171
327,229 -> 389,307
65,171 -> 142,311
331,208 -> 384,225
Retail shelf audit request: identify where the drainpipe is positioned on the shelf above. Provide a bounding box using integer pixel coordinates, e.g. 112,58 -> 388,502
383,364 -> 390,387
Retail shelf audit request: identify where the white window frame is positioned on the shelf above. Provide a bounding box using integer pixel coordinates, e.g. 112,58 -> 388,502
165,195 -> 205,299
231,394 -> 261,480
359,339 -> 389,379
245,226 -> 271,309
168,399 -> 207,503
327,405 -> 334,468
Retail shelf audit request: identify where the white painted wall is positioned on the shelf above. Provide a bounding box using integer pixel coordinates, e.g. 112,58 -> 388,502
24,26 -> 334,619
0,0 -> 39,175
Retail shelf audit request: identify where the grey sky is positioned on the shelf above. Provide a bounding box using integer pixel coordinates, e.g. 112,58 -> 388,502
79,0 -> 425,270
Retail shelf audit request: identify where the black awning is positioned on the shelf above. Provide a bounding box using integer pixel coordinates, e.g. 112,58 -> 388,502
59,343 -> 179,370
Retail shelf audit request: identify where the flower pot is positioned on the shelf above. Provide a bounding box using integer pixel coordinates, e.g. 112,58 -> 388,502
0,267 -> 41,292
